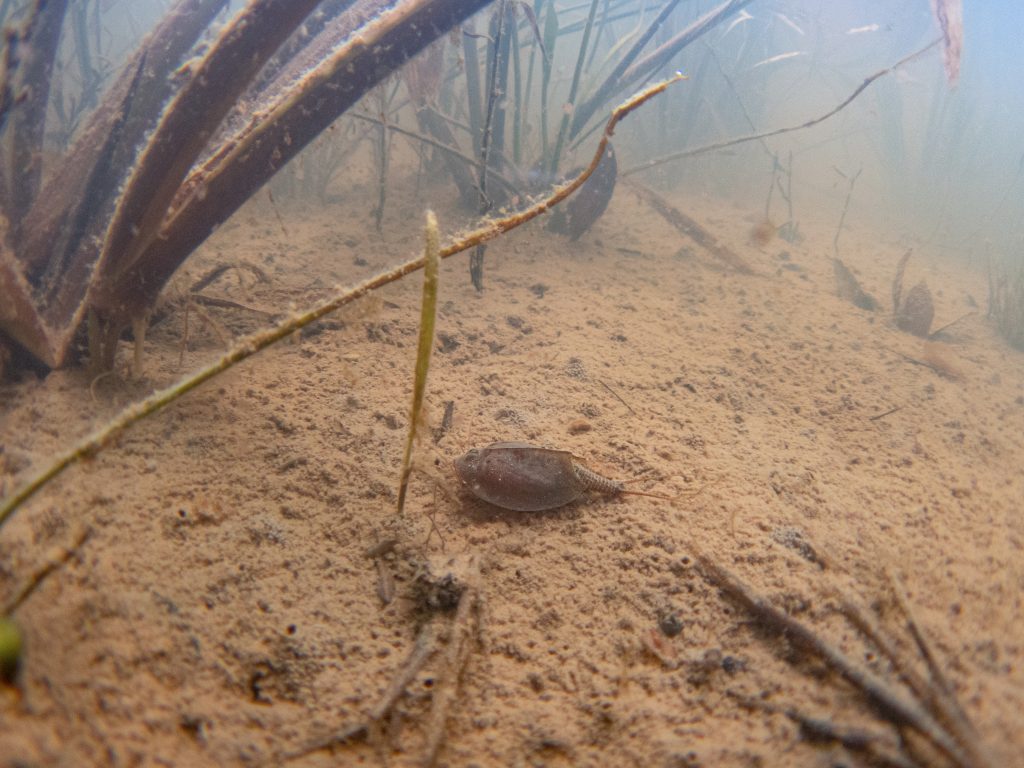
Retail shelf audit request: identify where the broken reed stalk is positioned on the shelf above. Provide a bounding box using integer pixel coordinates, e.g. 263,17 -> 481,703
396,212 -> 440,516
0,74 -> 682,530
461,20 -> 484,159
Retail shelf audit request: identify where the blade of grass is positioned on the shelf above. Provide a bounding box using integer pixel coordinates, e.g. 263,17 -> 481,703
396,211 -> 440,516
540,0 -> 558,162
548,0 -> 600,176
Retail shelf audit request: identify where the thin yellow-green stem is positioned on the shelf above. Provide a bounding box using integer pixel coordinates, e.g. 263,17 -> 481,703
396,211 -> 440,516
0,73 -> 682,531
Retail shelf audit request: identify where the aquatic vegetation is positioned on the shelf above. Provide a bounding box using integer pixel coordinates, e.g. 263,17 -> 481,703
0,0 -> 494,373
0,74 -> 681,531
396,211 -> 441,516
833,258 -> 878,311
988,257 -> 1024,351
892,250 -> 935,337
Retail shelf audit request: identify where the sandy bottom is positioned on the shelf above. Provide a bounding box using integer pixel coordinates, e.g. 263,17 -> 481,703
0,174 -> 1021,767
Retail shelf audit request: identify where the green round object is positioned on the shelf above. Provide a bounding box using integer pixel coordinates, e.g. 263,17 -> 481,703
0,617 -> 23,682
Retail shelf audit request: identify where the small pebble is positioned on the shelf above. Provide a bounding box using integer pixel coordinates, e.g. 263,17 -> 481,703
659,612 -> 684,638
567,419 -> 592,435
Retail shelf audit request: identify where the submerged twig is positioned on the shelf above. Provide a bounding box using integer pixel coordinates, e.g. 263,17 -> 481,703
1,526 -> 91,615
928,311 -> 975,339
422,566 -> 480,766
598,378 -> 635,415
869,405 -> 904,421
692,549 -> 976,767
626,180 -> 753,273
728,691 -> 918,768
283,625 -> 438,761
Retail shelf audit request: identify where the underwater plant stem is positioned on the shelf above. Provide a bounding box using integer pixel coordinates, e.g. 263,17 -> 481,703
548,0 -> 600,176
373,88 -> 390,231
0,74 -> 682,531
511,20 -> 523,166
539,0 -> 557,161
625,38 -> 942,177
4,0 -> 69,230
396,212 -> 440,516
472,0 -> 512,291
462,21 -> 484,158
521,0 -> 544,146
570,0 -> 682,139
832,166 -> 861,256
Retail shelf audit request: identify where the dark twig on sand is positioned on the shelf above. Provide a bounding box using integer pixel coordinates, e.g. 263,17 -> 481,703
727,690 -> 918,768
869,405 -> 904,421
692,549 -> 979,768
598,379 -> 635,416
283,626 -> 438,761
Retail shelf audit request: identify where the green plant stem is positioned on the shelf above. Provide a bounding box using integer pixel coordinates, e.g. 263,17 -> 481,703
521,0 -> 545,146
548,0 -> 600,176
462,21 -> 484,158
396,211 -> 440,515
0,73 -> 682,531
511,22 -> 523,166
539,0 -> 557,162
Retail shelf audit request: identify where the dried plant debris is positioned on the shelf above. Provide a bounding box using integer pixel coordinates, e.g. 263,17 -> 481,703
833,258 -> 878,311
892,250 -> 934,337
692,547 -> 993,768
627,181 -> 753,274
284,555 -> 481,767
930,0 -> 963,86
